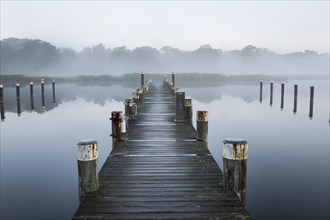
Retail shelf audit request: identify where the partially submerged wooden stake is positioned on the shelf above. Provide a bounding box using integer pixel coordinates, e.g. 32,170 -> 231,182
111,111 -> 126,142
77,139 -> 99,197
0,85 -> 5,120
196,111 -> 208,141
185,99 -> 193,122
223,138 -> 248,205
270,81 -> 273,106
16,83 -> 21,116
30,82 -> 35,111
280,82 -> 285,109
309,86 -> 314,119
293,84 -> 298,114
175,92 -> 185,122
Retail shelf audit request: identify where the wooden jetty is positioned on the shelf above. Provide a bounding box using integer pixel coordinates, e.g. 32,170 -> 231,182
73,83 -> 251,219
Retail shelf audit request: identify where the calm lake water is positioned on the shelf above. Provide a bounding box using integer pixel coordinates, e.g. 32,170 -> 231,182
1,79 -> 329,220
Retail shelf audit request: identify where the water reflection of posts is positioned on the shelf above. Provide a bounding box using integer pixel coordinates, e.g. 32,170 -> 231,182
41,79 -> 45,109
30,82 -> 35,111
52,79 -> 56,104
0,85 -> 5,120
309,86 -> 314,119
16,83 -> 21,116
259,80 -> 263,103
185,99 -> 193,122
223,138 -> 248,205
280,82 -> 285,109
196,111 -> 208,141
175,92 -> 185,122
293,84 -> 298,114
110,111 -> 126,142
77,139 -> 99,200
270,81 -> 274,106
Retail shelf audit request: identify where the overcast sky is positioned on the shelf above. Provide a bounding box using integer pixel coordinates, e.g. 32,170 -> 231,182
1,1 -> 329,54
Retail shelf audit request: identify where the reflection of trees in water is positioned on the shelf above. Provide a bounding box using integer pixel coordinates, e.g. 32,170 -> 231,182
2,82 -> 261,118
183,85 -> 258,103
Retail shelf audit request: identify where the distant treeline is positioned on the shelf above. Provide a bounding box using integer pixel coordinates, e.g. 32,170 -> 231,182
1,38 -> 329,76
0,73 -> 288,88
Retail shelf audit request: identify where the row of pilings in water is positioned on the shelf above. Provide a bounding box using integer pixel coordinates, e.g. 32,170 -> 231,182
0,79 -> 56,120
259,80 -> 314,119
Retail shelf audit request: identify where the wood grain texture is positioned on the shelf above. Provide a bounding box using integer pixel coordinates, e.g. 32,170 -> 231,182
73,84 -> 251,220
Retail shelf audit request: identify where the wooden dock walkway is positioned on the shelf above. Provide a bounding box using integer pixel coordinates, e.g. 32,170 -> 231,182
73,83 -> 251,219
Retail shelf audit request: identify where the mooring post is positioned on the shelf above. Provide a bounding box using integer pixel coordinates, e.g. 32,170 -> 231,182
30,82 -> 35,111
137,88 -> 143,100
293,84 -> 298,114
172,72 -> 175,88
259,80 -> 263,103
132,92 -> 140,105
270,81 -> 273,106
77,139 -> 99,199
41,79 -> 45,108
110,111 -> 126,142
223,138 -> 248,205
141,72 -> 144,87
309,86 -> 314,119
0,85 -> 5,120
16,83 -> 21,116
175,91 -> 185,122
143,85 -> 149,93
280,82 -> 285,109
52,79 -> 56,104
185,99 -> 193,122
124,99 -> 137,119
196,111 -> 208,141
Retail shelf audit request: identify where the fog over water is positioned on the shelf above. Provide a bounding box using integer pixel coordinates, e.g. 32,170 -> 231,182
1,38 -> 329,77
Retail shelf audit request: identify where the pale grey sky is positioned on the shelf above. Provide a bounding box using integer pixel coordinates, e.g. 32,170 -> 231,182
1,1 -> 329,54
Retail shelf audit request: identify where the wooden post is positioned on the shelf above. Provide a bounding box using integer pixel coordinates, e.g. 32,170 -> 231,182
293,84 -> 298,114
137,88 -> 143,100
77,139 -> 99,198
185,99 -> 193,122
309,86 -> 314,119
143,85 -> 148,93
110,111 -> 126,142
196,111 -> 208,141
172,72 -> 175,88
41,79 -> 45,108
175,92 -> 185,122
124,99 -> 137,118
16,83 -> 21,116
0,85 -> 5,120
30,82 -> 35,111
280,82 -> 285,109
223,138 -> 248,205
270,81 -> 273,106
132,92 -> 140,105
141,72 -> 144,86
259,80 -> 263,103
52,79 -> 56,104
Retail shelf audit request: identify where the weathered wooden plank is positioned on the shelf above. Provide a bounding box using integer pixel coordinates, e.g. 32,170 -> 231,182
73,84 -> 251,219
